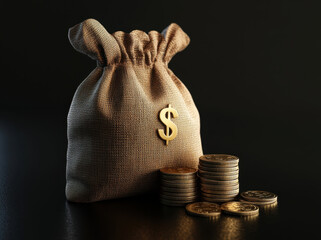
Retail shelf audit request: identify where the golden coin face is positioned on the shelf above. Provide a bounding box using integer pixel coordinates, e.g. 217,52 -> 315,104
240,190 -> 277,202
160,167 -> 197,175
221,201 -> 259,216
186,202 -> 221,217
199,154 -> 239,164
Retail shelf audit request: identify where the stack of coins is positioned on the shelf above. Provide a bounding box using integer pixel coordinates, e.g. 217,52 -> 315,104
198,154 -> 239,203
240,190 -> 278,206
160,167 -> 198,206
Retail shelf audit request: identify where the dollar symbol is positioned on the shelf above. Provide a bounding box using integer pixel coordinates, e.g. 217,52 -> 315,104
158,104 -> 178,145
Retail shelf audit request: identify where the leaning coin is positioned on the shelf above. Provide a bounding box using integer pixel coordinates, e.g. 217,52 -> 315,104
221,201 -> 259,216
199,154 -> 239,165
161,186 -> 198,193
202,196 -> 236,203
186,202 -> 221,218
199,177 -> 239,185
198,169 -> 239,176
200,183 -> 239,190
198,165 -> 239,173
240,190 -> 278,202
201,187 -> 239,195
160,167 -> 197,176
239,199 -> 277,206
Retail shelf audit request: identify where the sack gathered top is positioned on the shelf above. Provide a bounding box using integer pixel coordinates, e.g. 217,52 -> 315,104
66,18 -> 203,202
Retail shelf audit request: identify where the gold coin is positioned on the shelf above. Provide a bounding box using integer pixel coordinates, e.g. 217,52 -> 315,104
239,199 -> 277,206
200,183 -> 239,190
201,196 -> 236,203
186,202 -> 221,217
201,192 -> 239,199
161,194 -> 198,201
198,165 -> 239,172
199,177 -> 239,185
221,201 -> 259,216
160,198 -> 195,206
240,190 -> 277,202
201,187 -> 239,195
198,169 -> 239,176
161,178 -> 196,184
160,167 -> 197,176
161,186 -> 198,193
199,154 -> 239,165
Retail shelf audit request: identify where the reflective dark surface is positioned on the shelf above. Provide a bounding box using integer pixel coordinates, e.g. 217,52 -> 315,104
0,113 -> 319,240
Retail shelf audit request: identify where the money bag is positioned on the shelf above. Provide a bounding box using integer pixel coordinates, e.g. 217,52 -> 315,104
66,18 -> 203,202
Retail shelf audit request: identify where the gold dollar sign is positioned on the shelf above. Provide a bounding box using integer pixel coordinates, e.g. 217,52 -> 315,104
158,104 -> 178,145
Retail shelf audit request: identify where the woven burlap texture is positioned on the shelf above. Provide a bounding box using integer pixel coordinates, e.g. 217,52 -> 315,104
66,18 -> 203,202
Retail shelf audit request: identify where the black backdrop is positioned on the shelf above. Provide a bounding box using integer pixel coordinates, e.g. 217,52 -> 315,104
1,0 -> 321,239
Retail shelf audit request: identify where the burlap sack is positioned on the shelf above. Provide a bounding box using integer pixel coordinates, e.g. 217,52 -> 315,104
66,18 -> 203,202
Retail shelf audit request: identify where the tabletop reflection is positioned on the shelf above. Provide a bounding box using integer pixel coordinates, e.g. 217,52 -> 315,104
62,196 -> 279,240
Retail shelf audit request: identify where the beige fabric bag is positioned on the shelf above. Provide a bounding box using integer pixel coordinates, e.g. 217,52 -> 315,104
66,18 -> 203,202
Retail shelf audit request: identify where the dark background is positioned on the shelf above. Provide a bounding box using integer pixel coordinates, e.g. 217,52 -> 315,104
1,0 -> 320,239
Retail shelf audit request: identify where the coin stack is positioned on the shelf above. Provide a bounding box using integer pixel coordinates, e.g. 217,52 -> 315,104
240,190 -> 278,206
160,167 -> 198,206
198,154 -> 239,203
